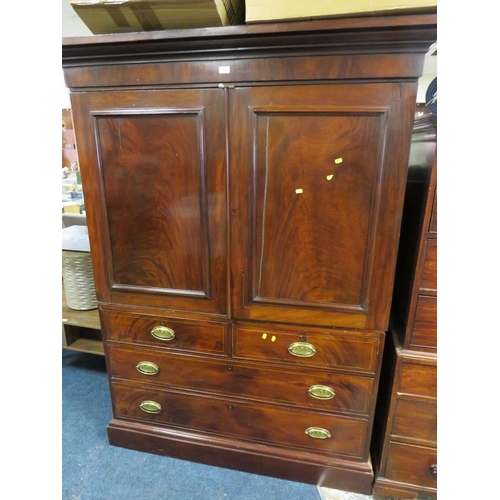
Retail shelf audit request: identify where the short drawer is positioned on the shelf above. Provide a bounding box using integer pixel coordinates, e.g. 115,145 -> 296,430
410,295 -> 437,349
100,310 -> 228,355
107,344 -> 375,415
398,360 -> 436,398
419,239 -> 437,292
233,325 -> 381,374
391,397 -> 437,444
111,380 -> 369,459
384,441 -> 437,489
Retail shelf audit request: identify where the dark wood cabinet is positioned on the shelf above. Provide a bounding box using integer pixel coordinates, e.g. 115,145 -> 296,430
372,112 -> 437,499
63,12 -> 436,495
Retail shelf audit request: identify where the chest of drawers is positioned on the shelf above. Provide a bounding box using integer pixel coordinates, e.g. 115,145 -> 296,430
372,113 -> 437,499
63,13 -> 436,494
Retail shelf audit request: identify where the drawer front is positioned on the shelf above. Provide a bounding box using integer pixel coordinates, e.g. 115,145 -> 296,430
384,441 -> 437,489
233,325 -> 380,374
419,239 -> 437,292
100,310 -> 228,355
392,397 -> 437,444
111,381 -> 369,459
107,345 -> 375,415
399,360 -> 436,398
410,295 -> 437,349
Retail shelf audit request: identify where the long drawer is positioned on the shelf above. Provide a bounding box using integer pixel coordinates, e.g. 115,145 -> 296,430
111,380 -> 369,459
100,309 -> 228,355
233,324 -> 381,374
107,344 -> 375,415
384,441 -> 437,489
391,397 -> 437,444
398,359 -> 436,398
410,295 -> 437,349
419,239 -> 437,292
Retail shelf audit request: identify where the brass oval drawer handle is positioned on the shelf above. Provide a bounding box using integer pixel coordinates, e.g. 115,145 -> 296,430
139,400 -> 162,414
308,385 -> 336,400
150,326 -> 175,341
288,341 -> 317,357
136,361 -> 159,376
305,427 -> 331,439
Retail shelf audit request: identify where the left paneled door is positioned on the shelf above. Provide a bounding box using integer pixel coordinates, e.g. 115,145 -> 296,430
70,89 -> 227,315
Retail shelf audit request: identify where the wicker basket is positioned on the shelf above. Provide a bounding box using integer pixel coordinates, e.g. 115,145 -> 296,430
62,251 -> 97,310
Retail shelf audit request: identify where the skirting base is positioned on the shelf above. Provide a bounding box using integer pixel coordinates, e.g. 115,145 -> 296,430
107,418 -> 374,495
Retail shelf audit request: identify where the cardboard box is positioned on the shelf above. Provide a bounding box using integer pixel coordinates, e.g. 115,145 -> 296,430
245,0 -> 437,24
70,0 -> 245,35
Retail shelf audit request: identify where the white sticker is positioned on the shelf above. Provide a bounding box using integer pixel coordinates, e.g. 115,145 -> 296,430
218,66 -> 230,74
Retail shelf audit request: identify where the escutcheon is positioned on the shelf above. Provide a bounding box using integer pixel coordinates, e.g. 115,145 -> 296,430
304,427 -> 331,439
288,341 -> 317,357
150,325 -> 175,341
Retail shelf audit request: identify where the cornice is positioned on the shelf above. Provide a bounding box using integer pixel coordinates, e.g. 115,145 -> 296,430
62,10 -> 437,67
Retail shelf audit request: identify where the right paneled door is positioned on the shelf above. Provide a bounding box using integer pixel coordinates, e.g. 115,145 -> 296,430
230,83 -> 417,330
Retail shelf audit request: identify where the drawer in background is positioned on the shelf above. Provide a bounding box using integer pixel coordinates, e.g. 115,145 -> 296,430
107,344 -> 375,415
384,441 -> 437,489
111,380 -> 369,459
398,359 -> 436,399
100,310 -> 228,355
419,239 -> 437,292
233,325 -> 381,374
391,397 -> 437,444
410,295 -> 437,350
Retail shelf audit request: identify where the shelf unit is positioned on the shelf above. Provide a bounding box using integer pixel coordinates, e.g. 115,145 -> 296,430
62,283 -> 103,355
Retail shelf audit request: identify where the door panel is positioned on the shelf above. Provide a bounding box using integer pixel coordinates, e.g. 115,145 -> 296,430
70,89 -> 227,314
252,111 -> 381,308
230,83 -> 416,329
97,111 -> 208,296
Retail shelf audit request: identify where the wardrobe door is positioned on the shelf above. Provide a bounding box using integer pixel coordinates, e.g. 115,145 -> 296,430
230,83 -> 417,330
70,89 -> 227,315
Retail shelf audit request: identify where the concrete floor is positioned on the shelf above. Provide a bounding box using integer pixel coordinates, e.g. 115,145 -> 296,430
318,486 -> 373,500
